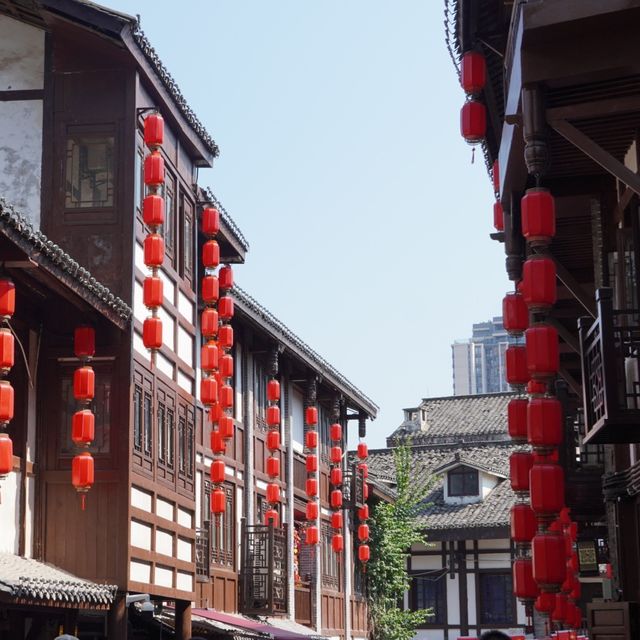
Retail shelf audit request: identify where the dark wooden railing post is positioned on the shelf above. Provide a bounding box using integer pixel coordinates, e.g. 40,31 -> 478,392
596,288 -> 618,423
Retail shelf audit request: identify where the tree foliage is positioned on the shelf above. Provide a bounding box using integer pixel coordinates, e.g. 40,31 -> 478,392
367,443 -> 436,640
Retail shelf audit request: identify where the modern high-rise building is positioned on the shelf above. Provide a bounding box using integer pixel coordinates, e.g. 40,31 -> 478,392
451,317 -> 516,395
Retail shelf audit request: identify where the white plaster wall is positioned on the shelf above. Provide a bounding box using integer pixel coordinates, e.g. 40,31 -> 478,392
411,554 -> 442,571
0,15 -> 44,90
0,101 -> 42,225
177,325 -> 193,365
177,370 -> 193,394
446,575 -> 460,625
130,560 -> 151,583
177,506 -> 192,528
133,280 -> 145,324
414,630 -> 445,640
156,496 -> 173,521
154,565 -> 173,588
131,486 -> 153,512
156,350 -> 174,380
177,291 -> 193,324
195,470 -> 202,527
236,486 -> 243,571
467,572 -> 477,626
291,386 -> 304,452
177,537 -> 192,562
480,471 -> 499,499
176,571 -> 192,592
131,520 -> 152,551
625,140 -> 637,172
0,470 -> 20,553
478,537 -> 509,550
155,529 -> 173,556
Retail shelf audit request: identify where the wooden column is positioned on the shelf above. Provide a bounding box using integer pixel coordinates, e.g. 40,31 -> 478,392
284,365 -> 296,620
107,593 -> 127,640
457,540 -> 469,636
175,599 -> 192,640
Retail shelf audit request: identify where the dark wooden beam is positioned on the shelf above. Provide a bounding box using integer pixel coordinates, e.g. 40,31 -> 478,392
548,316 -> 580,354
547,94 -> 640,122
613,185 -> 635,224
549,119 -> 640,196
559,365 -> 583,399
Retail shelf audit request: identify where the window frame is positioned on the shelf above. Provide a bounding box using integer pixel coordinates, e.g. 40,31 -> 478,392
477,571 -> 515,626
447,466 -> 479,497
410,572 -> 447,625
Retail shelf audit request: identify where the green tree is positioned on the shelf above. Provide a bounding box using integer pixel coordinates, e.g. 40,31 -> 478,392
366,443 -> 436,640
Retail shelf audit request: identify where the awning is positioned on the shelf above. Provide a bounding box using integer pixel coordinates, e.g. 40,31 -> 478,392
192,609 -> 327,640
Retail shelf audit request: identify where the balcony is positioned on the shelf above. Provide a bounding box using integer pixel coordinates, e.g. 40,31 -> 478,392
239,523 -> 287,616
579,288 -> 640,444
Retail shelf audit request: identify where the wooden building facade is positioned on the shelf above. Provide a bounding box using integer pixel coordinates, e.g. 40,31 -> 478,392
448,0 -> 640,637
0,1 -> 377,639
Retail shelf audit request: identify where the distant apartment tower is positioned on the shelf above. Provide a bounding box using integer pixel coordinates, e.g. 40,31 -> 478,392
452,317 -> 515,395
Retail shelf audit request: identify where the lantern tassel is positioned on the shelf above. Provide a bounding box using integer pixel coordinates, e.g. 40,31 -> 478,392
471,147 -> 475,164
80,493 -> 86,511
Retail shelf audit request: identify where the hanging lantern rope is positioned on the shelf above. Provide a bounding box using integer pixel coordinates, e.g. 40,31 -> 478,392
0,278 -> 16,493
141,112 -> 165,367
264,346 -> 281,527
304,379 -> 319,546
71,326 -> 96,510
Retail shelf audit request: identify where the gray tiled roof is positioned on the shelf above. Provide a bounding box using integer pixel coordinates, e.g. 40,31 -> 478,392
388,392 -> 515,446
368,441 -> 519,530
0,553 -> 117,606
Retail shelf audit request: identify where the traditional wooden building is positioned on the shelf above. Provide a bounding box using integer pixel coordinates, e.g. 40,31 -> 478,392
0,1 -> 377,639
447,0 -> 640,637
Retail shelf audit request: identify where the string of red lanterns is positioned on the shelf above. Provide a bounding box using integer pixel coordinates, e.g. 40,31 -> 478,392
141,112 -> 165,364
329,418 -> 343,554
0,279 -> 15,482
357,429 -> 370,566
304,398 -> 319,546
265,353 -> 281,527
71,326 -> 96,510
459,50 -> 487,163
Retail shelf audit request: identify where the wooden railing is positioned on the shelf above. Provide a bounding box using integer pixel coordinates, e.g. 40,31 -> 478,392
295,585 -> 312,626
579,288 -> 640,444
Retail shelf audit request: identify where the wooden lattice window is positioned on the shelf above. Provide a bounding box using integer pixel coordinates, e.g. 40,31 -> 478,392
204,480 -> 234,568
321,522 -> 340,590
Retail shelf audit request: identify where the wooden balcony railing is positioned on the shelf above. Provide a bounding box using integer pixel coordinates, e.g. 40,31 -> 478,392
195,527 -> 210,580
579,288 -> 640,444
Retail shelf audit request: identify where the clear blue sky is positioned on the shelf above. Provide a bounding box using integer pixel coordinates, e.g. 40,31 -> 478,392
109,0 -> 509,448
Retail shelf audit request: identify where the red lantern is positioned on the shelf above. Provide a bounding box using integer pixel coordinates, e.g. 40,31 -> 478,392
503,293 -> 528,334
460,100 -> 486,143
331,511 -> 343,529
528,379 -> 547,396
306,500 -> 319,521
358,524 -> 370,541
203,240 -> 220,269
551,593 -> 567,622
144,233 -> 164,267
522,188 -> 556,245
493,201 -> 504,232
267,430 -> 280,451
510,451 -> 533,493
521,257 -> 556,311
265,407 -> 279,428
526,324 -> 559,379
266,456 -> 280,478
210,430 -> 226,455
144,151 -> 164,186
532,532 -> 566,589
358,462 -> 369,479
211,488 -> 226,514
144,112 -> 164,149
528,397 -> 563,451
201,308 -> 219,339
460,51 -> 486,94
201,342 -> 219,373
505,345 -> 528,386
267,379 -> 280,402
357,442 -> 368,459
305,429 -> 318,450
72,410 -> 95,446
211,459 -> 225,484
363,483 -> 369,500
202,275 -> 220,304
0,434 -> 13,475
143,276 -> 163,309
0,329 -> 14,372
74,327 -> 95,360
219,265 -> 234,290
493,159 -> 500,194
535,591 -> 555,614
359,504 -> 369,521
331,489 -> 343,509
73,367 -> 94,402
143,317 -> 162,350
306,478 -> 318,497
305,406 -> 318,426
0,279 -> 15,318
219,415 -> 234,440
143,194 -> 164,227
202,207 -> 220,235
218,325 -> 234,350
359,544 -> 370,563
220,384 -> 233,409
570,579 -> 582,601
330,446 -> 342,464
266,483 -> 280,504
331,467 -> 343,486
562,568 -> 575,595
306,525 -> 319,545
264,509 -> 279,527
513,557 -> 538,600
332,534 -> 344,553
531,463 -> 564,517
330,423 -> 342,442
508,398 -> 528,442
511,503 -> 536,543
219,354 -> 234,378
72,451 -> 94,491
306,454 -> 318,473
218,296 -> 234,321
201,376 -> 218,405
